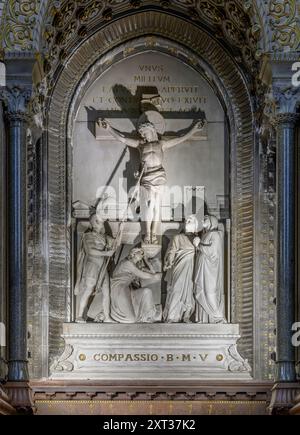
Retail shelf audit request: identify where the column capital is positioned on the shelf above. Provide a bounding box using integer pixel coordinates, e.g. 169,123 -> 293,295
0,86 -> 31,121
272,85 -> 300,114
263,85 -> 300,126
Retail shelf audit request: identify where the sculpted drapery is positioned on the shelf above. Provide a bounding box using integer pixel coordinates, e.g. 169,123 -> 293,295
194,216 -> 226,324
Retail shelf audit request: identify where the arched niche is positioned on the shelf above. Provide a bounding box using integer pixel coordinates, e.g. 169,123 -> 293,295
45,12 -> 255,374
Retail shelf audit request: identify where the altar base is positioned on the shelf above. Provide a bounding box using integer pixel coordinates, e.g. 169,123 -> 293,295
51,323 -> 251,380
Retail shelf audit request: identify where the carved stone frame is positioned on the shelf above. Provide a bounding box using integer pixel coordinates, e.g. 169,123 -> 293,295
43,12 -> 257,378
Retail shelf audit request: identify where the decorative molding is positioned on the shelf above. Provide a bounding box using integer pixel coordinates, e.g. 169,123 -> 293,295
256,125 -> 276,380
38,0 -> 261,77
26,119 -> 48,380
30,379 -> 273,403
0,1 -> 292,57
247,1 -> 271,55
50,344 -> 74,373
228,345 -> 252,372
28,78 -> 47,130
33,398 -> 269,415
1,0 -> 40,51
269,0 -> 300,51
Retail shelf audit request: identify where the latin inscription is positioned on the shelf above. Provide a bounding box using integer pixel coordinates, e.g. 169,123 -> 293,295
91,63 -> 208,111
90,353 -> 215,362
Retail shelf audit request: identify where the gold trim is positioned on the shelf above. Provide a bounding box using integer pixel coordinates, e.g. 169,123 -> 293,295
269,0 -> 300,50
35,400 -> 266,405
1,0 -> 40,51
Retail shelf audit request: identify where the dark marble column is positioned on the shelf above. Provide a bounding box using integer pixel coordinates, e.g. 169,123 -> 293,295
275,113 -> 299,383
0,86 -> 34,412
0,87 -> 31,388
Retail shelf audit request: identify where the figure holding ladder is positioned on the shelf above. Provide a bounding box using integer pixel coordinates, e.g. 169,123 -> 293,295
74,166 -> 145,322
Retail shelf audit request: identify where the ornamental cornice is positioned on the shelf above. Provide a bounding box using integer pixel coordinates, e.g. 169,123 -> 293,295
0,1 -> 265,75
1,1 -> 296,59
41,0 -> 260,76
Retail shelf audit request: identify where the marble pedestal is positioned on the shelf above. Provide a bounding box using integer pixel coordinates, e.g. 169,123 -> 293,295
51,324 -> 251,380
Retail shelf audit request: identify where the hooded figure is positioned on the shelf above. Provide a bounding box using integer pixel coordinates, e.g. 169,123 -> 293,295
163,215 -> 198,323
194,215 -> 226,323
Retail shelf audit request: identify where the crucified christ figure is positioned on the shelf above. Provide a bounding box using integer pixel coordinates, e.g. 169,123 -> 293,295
100,117 -> 205,244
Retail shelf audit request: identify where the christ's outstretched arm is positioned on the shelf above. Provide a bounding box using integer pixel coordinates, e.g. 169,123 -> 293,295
100,118 -> 140,148
161,119 -> 206,150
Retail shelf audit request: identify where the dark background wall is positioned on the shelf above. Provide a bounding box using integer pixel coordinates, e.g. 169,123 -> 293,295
0,101 -> 7,381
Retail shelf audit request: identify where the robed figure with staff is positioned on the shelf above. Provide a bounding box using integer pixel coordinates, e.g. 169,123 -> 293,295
74,213 -> 122,323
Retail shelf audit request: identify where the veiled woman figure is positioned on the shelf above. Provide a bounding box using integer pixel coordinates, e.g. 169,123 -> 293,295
194,215 -> 226,323
163,215 -> 198,323
110,248 -> 162,323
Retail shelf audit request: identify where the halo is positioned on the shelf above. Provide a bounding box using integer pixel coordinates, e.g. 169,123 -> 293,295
137,110 -> 166,135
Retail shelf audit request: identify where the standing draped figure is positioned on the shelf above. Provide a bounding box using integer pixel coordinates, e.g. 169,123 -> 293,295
163,215 -> 198,323
194,215 -> 226,324
74,214 -> 119,322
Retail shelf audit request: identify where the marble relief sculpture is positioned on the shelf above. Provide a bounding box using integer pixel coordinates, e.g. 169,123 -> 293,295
74,214 -> 121,323
74,213 -> 228,324
110,248 -> 162,323
74,110 -> 228,324
194,215 -> 227,324
163,215 -> 198,323
100,118 -> 205,244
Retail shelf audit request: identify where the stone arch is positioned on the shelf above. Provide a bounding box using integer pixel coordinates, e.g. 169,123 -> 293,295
0,1 -> 286,54
45,11 -> 256,372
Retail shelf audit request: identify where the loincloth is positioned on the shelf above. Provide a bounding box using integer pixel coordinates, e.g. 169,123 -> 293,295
141,165 -> 166,193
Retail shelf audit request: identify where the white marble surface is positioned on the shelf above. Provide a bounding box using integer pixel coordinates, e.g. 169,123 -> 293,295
73,52 -> 226,209
51,323 -> 252,380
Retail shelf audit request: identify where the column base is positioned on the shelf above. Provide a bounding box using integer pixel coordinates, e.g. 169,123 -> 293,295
8,360 -> 29,381
0,386 -> 15,415
275,361 -> 296,382
4,381 -> 34,414
268,382 -> 300,415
